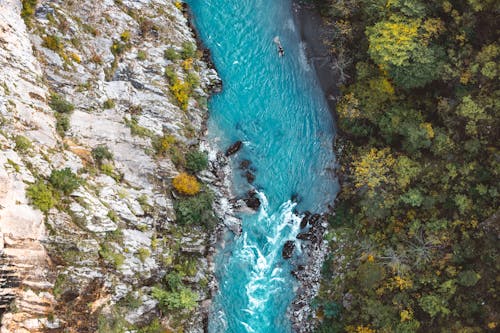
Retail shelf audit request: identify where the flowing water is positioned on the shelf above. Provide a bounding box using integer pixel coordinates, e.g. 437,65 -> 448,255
188,0 -> 339,332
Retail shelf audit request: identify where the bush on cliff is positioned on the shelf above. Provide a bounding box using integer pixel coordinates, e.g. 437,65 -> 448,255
49,168 -> 81,195
14,135 -> 32,152
91,145 -> 113,166
172,172 -> 200,196
49,93 -> 74,114
26,180 -> 57,213
174,191 -> 216,229
185,150 -> 208,173
151,285 -> 198,311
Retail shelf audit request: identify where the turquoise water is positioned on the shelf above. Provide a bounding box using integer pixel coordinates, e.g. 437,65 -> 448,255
188,0 -> 339,332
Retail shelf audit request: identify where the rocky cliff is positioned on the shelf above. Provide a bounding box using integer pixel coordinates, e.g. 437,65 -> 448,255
0,0 -> 231,332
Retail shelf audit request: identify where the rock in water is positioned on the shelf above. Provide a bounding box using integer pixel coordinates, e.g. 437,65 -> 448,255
282,241 -> 295,259
300,211 -> 311,229
225,141 -> 243,156
244,171 -> 255,184
243,189 -> 261,210
239,159 -> 251,169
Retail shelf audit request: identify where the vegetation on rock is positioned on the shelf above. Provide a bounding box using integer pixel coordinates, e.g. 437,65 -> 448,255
49,168 -> 81,195
26,180 -> 57,213
174,191 -> 217,229
172,172 -> 200,196
185,150 -> 208,173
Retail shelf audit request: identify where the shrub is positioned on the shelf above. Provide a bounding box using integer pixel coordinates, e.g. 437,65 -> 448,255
26,180 -> 57,213
92,145 -> 113,165
174,191 -> 217,229
70,52 -> 81,63
137,319 -> 164,333
100,163 -> 121,181
124,117 -> 154,138
151,286 -> 198,311
14,135 -> 32,152
49,168 -> 80,195
164,47 -> 180,61
185,150 -> 208,173
152,134 -> 176,156
137,50 -> 147,61
169,145 -> 186,168
42,35 -> 63,52
170,80 -> 190,110
49,94 -> 74,113
120,30 -> 131,42
186,71 -> 200,89
55,113 -> 70,136
21,0 -> 37,22
103,99 -> 115,109
99,244 -> 125,268
172,172 -> 200,195
137,248 -> 150,263
164,65 -> 177,83
180,42 -> 196,59
111,40 -> 128,56
139,19 -> 155,36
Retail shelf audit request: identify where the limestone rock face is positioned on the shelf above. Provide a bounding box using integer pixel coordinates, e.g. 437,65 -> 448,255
0,0 -> 226,332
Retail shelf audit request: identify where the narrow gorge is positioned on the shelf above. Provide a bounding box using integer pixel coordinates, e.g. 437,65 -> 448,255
0,0 -> 339,332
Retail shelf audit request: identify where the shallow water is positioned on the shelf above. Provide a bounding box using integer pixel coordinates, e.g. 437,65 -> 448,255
188,0 -> 339,332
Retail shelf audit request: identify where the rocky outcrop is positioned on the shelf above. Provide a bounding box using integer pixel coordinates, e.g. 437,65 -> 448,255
288,213 -> 330,333
282,240 -> 295,259
0,0 -> 225,332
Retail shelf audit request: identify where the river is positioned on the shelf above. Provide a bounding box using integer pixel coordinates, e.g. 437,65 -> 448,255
188,0 -> 339,332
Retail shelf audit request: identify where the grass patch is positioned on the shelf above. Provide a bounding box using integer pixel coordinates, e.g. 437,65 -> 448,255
14,135 -> 32,152
99,244 -> 125,268
103,99 -> 115,109
124,117 -> 154,138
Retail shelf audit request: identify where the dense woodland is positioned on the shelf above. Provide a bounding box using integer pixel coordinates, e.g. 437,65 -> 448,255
311,0 -> 499,332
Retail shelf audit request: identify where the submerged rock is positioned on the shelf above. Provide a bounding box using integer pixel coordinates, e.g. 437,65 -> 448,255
225,140 -> 243,156
244,171 -> 255,184
282,241 -> 295,259
239,159 -> 251,169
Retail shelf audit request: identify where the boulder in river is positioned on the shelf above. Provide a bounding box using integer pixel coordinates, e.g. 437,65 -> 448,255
300,211 -> 311,229
225,141 -> 243,156
243,189 -> 261,210
308,214 -> 321,227
282,240 -> 295,259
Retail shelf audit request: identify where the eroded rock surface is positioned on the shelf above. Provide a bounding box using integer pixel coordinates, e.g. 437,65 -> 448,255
0,0 -> 231,332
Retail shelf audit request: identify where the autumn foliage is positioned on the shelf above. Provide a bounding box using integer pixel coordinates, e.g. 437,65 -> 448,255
172,173 -> 200,196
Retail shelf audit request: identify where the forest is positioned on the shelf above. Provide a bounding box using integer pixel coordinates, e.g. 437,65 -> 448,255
312,0 -> 499,332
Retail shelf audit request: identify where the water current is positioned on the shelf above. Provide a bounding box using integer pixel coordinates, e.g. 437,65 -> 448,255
188,1 -> 339,332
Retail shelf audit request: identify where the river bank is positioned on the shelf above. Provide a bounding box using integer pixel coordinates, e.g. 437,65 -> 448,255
287,2 -> 341,332
292,1 -> 340,114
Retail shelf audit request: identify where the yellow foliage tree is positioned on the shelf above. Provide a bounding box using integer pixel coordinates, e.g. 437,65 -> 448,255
173,172 -> 200,196
353,148 -> 395,193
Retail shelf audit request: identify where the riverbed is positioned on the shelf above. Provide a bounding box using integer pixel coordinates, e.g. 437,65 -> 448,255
188,0 -> 339,332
